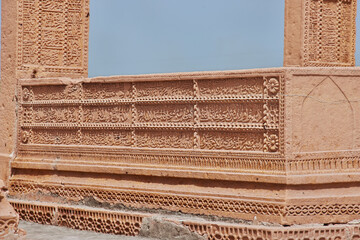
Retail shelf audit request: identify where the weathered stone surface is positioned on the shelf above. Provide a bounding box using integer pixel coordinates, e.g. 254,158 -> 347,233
0,180 -> 25,239
19,221 -> 151,240
139,217 -> 206,240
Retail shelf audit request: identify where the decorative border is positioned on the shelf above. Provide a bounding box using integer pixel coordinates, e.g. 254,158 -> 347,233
10,200 -> 146,236
9,199 -> 360,240
10,180 -> 360,220
184,221 -> 357,240
15,145 -> 286,173
9,181 -> 285,219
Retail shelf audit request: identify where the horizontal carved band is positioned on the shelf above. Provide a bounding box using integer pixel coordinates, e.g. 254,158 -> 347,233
9,181 -> 285,219
10,199 -> 360,240
10,180 -> 360,219
19,75 -> 284,157
10,200 -> 145,236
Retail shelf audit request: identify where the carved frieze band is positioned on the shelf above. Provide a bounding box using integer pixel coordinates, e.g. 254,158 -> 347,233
303,0 -> 356,66
10,180 -> 360,219
18,75 -> 284,158
184,221 -> 360,240
10,200 -> 144,236
17,0 -> 89,74
10,199 -> 360,239
10,199 -> 360,240
9,181 -> 284,218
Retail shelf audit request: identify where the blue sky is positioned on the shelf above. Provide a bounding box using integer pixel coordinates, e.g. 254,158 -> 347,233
0,1 -> 359,77
89,0 -> 285,76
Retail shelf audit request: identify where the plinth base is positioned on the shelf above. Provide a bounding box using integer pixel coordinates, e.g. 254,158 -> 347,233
10,199 -> 360,240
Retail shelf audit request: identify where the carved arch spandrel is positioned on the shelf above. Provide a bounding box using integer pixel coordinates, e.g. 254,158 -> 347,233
300,76 -> 354,152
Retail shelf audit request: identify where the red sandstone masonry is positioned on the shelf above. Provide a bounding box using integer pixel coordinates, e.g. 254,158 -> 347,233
10,199 -> 360,240
1,0 -> 359,238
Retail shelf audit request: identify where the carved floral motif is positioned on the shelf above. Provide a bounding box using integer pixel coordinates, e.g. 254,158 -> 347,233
21,131 -> 30,144
264,78 -> 280,96
264,133 -> 279,152
22,88 -> 31,102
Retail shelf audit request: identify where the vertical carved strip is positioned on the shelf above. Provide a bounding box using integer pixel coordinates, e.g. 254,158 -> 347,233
17,0 -> 24,68
193,80 -> 200,149
131,83 -> 137,147
351,0 -> 356,65
337,0 -> 342,62
64,0 -> 69,67
78,83 -> 83,144
83,0 -> 90,73
318,0 -> 323,62
278,75 -> 285,155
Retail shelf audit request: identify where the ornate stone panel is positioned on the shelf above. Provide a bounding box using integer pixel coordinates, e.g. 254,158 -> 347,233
17,0 -> 89,76
17,73 -> 285,172
303,0 -> 356,66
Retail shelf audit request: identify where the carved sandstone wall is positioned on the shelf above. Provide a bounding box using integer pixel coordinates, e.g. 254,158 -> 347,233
1,0 -> 360,239
8,67 -> 360,226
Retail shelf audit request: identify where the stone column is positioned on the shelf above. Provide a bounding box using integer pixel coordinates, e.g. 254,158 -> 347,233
284,0 -> 357,67
0,0 -> 18,183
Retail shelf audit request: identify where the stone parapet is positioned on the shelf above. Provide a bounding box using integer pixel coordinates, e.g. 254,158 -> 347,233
7,67 -> 360,226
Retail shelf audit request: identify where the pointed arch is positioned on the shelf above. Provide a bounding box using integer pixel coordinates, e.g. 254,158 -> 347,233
300,77 -> 354,152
